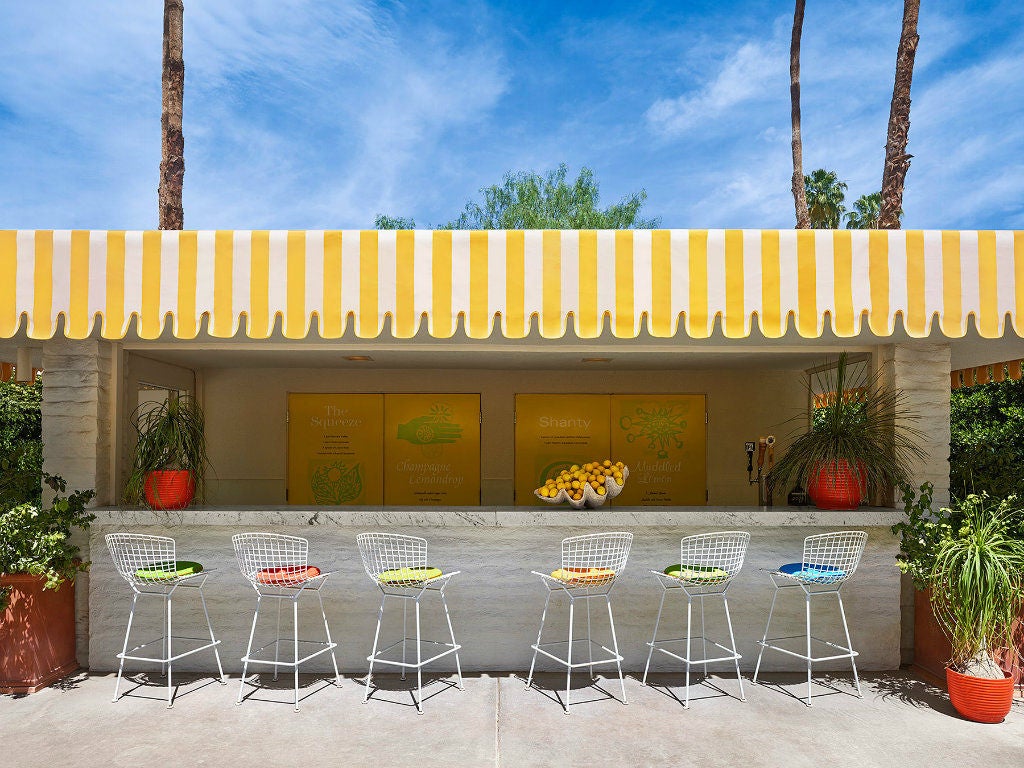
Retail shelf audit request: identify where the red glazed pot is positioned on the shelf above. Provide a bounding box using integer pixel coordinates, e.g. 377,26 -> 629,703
946,666 -> 1015,723
807,461 -> 865,510
144,470 -> 196,510
0,574 -> 78,694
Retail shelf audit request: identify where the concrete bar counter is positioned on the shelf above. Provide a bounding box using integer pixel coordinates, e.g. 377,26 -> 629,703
85,505 -> 903,675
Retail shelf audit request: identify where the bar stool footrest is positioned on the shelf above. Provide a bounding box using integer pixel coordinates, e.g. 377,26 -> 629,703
531,639 -> 623,669
242,639 -> 338,668
757,634 -> 858,663
118,635 -> 221,664
368,638 -> 461,668
647,636 -> 742,665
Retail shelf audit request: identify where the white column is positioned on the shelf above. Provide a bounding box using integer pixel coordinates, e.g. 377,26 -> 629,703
41,338 -> 116,667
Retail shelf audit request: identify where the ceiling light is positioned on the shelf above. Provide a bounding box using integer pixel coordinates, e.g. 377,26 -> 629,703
581,357 -> 612,363
344,355 -> 373,361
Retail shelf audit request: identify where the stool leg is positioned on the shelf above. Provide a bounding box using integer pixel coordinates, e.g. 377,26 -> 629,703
683,596 -> 692,709
293,597 -> 300,713
526,592 -> 551,689
441,593 -> 464,691
415,598 -> 423,715
318,591 -> 342,687
166,595 -> 174,708
700,595 -> 709,679
753,586 -> 779,685
586,596 -> 595,680
605,595 -> 627,705
836,591 -> 862,697
723,594 -> 745,701
112,593 -> 138,703
273,596 -> 282,682
199,586 -> 226,684
564,598 -> 574,714
805,592 -> 813,707
642,588 -> 668,685
401,599 -> 408,681
364,594 -> 385,703
161,597 -> 168,678
237,596 -> 261,705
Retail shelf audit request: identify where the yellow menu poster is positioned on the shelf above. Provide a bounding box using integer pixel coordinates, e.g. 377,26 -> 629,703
384,394 -> 481,505
611,394 -> 706,505
287,394 -> 384,505
514,394 -> 611,506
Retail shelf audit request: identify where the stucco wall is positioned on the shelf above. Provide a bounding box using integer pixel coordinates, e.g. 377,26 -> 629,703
199,366 -> 811,507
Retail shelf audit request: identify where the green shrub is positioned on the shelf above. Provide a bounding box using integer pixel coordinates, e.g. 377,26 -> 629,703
950,376 -> 1024,502
0,378 -> 43,508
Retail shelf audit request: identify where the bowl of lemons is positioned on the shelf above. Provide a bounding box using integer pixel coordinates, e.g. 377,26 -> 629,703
534,460 -> 628,509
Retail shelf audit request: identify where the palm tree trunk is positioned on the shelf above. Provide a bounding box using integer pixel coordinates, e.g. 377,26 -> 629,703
159,0 -> 185,230
879,0 -> 920,229
790,0 -> 810,229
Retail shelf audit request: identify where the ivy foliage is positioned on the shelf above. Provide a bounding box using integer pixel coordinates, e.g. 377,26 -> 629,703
0,378 -> 43,509
950,376 -> 1024,501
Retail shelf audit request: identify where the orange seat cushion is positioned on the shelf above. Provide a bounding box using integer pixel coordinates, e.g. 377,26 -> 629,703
256,565 -> 322,585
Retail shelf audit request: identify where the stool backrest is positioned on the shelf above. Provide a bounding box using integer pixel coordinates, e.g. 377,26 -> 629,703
679,531 -> 750,578
802,530 -> 868,584
232,532 -> 309,586
561,532 -> 633,574
106,532 -> 177,586
357,532 -> 428,580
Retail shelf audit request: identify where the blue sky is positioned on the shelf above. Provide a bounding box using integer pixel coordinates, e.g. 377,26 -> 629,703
1,1 -> 1021,230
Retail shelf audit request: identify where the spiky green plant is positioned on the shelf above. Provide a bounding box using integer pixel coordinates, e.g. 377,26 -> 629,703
929,495 -> 1024,674
123,394 -> 209,507
767,352 -> 926,499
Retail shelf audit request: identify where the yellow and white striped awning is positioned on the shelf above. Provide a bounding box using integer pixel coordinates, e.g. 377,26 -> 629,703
1,229 -> 1022,340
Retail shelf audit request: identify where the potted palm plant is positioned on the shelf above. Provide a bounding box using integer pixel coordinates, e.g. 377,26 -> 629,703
124,394 -> 209,510
928,495 -> 1024,723
768,352 -> 924,510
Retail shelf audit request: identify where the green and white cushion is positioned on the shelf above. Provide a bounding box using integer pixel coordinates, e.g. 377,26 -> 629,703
664,563 -> 729,583
136,560 -> 203,580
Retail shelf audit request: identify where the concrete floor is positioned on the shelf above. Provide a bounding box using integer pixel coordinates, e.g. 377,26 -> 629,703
1,669 -> 1021,768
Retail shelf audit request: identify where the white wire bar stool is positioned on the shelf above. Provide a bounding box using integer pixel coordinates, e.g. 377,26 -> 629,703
752,530 -> 868,706
525,532 -> 632,714
356,532 -> 463,714
641,531 -> 750,707
232,533 -> 342,712
105,533 -> 226,708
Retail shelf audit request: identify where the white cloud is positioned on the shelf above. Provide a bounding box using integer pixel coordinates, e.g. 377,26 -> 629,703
645,41 -> 785,137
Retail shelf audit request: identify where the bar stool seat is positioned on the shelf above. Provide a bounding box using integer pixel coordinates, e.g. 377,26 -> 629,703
357,533 -> 464,714
106,533 -> 226,708
525,532 -> 632,714
752,530 -> 868,706
233,533 -> 342,712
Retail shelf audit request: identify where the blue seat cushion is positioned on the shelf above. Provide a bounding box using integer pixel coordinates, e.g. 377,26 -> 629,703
779,562 -> 846,583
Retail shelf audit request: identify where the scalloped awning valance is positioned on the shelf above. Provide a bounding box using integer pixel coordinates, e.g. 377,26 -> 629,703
1,229 -> 1021,341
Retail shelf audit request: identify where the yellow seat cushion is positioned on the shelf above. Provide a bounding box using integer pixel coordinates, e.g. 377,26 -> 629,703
379,566 -> 442,585
136,560 -> 203,581
551,567 -> 616,586
664,564 -> 729,583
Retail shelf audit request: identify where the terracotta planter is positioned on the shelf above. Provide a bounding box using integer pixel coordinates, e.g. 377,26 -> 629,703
946,667 -> 1015,723
806,460 -> 865,510
0,574 -> 78,694
913,588 -> 1023,696
144,470 -> 196,510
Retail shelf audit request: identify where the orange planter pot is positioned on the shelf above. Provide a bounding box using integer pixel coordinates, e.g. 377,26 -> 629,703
0,574 -> 78,694
946,667 -> 1015,723
144,470 -> 196,510
806,461 -> 865,510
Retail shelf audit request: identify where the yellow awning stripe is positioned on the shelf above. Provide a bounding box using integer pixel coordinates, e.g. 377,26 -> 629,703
0,229 -> 1021,340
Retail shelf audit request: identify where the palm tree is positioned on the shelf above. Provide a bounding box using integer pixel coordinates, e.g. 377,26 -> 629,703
845,193 -> 882,229
879,1 -> 920,229
790,0 -> 810,229
159,1 -> 185,230
804,169 -> 848,229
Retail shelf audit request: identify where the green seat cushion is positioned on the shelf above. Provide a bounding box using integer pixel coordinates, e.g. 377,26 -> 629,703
136,560 -> 203,580
379,566 -> 442,584
664,563 -> 729,583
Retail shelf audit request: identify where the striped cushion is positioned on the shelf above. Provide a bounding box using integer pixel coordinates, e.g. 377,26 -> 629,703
551,567 -> 616,585
779,562 -> 846,583
256,565 -> 322,584
379,567 -> 442,584
664,564 -> 729,583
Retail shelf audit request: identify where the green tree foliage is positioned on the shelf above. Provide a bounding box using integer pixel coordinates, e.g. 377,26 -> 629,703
803,168 -> 848,228
950,375 -> 1024,502
0,378 -> 43,508
377,164 -> 660,230
845,192 -> 902,229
